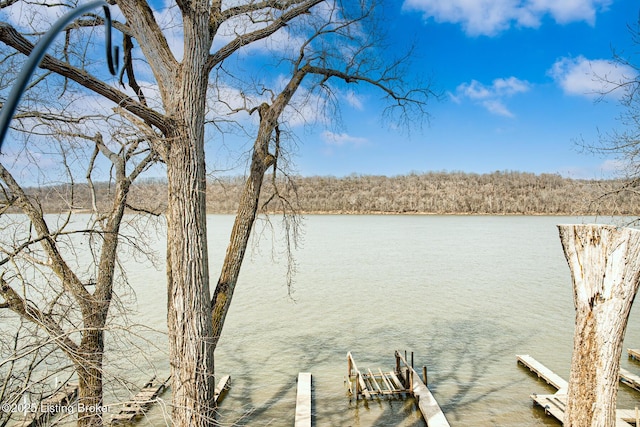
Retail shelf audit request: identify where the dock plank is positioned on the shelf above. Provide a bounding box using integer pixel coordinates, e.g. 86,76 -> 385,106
395,352 -> 450,427
387,371 -> 405,391
531,393 -> 566,422
411,375 -> 450,426
628,349 -> 640,362
617,409 -> 640,425
517,354 -> 568,393
214,375 -> 230,404
531,394 -> 633,426
110,376 -> 170,425
295,373 -> 312,427
22,384 -> 78,427
368,368 -> 383,394
379,369 -> 395,393
619,368 -> 640,392
347,352 -> 372,399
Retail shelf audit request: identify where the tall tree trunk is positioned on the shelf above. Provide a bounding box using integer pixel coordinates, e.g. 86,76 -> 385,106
165,126 -> 215,425
165,9 -> 215,421
558,224 -> 640,427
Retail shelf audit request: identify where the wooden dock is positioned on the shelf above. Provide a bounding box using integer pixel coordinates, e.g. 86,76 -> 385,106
628,348 -> 640,362
516,354 -> 568,393
395,351 -> 450,427
347,351 -> 450,427
531,394 -> 635,427
110,376 -> 171,425
620,368 -> 640,392
295,373 -> 312,427
110,375 -> 229,425
517,355 -> 634,426
214,375 -> 231,403
347,352 -> 407,399
21,383 -> 78,427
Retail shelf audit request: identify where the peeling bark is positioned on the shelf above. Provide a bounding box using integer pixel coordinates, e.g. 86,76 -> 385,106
558,224 -> 640,427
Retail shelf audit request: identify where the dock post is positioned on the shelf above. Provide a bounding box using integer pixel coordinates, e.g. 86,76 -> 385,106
396,351 -> 400,376
422,366 -> 428,385
411,352 -> 414,369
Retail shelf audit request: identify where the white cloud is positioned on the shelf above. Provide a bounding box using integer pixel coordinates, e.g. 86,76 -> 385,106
453,77 -> 531,117
548,56 -> 634,99
482,99 -> 514,117
344,91 -> 364,110
321,131 -> 367,146
403,0 -> 612,36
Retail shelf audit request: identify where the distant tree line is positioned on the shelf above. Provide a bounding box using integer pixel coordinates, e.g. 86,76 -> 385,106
19,170 -> 640,216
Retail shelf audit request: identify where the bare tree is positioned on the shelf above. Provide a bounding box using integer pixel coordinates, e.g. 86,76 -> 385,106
0,2 -> 431,426
210,1 -> 431,347
579,18 -> 640,220
0,315 -> 77,427
0,117 -> 157,427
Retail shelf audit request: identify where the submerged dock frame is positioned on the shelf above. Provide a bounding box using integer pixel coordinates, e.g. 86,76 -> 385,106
347,351 -> 450,427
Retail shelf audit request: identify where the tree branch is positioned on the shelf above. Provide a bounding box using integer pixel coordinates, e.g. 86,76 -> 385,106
0,274 -> 79,356
207,0 -> 322,70
116,0 -> 179,100
0,163 -> 94,309
0,22 -> 170,133
119,34 -> 147,106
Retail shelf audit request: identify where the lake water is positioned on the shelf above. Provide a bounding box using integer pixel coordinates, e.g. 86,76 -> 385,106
7,214 -> 640,426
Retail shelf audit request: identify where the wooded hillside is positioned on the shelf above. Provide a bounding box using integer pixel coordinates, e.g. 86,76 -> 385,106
21,171 -> 639,215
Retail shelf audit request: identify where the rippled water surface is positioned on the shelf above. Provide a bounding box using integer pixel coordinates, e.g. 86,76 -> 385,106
11,214 -> 640,426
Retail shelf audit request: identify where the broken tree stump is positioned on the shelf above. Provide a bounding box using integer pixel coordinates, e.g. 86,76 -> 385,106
558,224 -> 640,427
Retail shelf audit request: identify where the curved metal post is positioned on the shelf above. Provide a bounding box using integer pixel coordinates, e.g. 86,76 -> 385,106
0,0 -> 119,150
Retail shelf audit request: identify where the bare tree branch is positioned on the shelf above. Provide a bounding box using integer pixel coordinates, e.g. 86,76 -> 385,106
207,0 -> 323,70
0,22 -> 170,133
0,274 -> 79,356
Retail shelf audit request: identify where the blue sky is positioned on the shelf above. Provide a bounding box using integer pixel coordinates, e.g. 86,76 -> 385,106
281,0 -> 639,179
2,0 -> 638,183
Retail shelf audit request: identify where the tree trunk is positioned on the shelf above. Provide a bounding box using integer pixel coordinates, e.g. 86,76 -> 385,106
211,133 -> 274,347
210,72 -> 308,348
76,329 -> 104,427
165,9 -> 215,419
558,224 -> 640,427
166,126 -> 215,426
